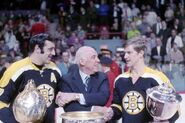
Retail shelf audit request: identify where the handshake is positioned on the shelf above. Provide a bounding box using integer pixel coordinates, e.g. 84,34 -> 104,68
92,106 -> 114,122
55,92 -> 114,122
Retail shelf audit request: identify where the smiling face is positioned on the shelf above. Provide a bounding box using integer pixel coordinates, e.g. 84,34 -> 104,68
76,46 -> 100,75
39,40 -> 55,64
84,49 -> 100,74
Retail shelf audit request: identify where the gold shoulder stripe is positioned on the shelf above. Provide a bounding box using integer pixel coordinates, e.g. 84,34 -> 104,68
157,71 -> 173,88
0,101 -> 9,109
11,65 -> 33,81
142,67 -> 172,87
0,57 -> 33,88
111,104 -> 122,112
115,72 -> 130,81
114,72 -> 130,88
0,88 -> 4,96
45,62 -> 62,77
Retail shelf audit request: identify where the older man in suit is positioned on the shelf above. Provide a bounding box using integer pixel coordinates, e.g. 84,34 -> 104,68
56,46 -> 110,112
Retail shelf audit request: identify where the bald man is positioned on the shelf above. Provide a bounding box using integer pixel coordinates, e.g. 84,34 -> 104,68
56,46 -> 110,112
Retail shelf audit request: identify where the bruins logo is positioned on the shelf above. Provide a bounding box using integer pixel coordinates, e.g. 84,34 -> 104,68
122,91 -> 145,115
37,84 -> 54,107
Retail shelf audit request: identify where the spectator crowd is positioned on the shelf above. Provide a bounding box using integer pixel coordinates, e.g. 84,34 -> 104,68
0,0 -> 185,87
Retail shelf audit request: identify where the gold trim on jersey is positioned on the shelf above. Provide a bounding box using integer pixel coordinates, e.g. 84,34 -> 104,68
114,66 -> 173,88
45,62 -> 62,76
0,57 -> 33,88
114,72 -> 130,87
111,104 -> 122,112
0,88 -> 4,96
142,67 -> 173,88
0,101 -> 9,109
0,57 -> 62,88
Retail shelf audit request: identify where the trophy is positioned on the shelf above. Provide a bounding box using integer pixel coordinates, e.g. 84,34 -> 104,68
146,84 -> 182,122
13,80 -> 47,123
61,111 -> 105,123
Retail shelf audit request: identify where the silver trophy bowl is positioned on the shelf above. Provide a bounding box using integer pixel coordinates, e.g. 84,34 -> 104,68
61,111 -> 105,123
13,80 -> 47,123
146,84 -> 182,121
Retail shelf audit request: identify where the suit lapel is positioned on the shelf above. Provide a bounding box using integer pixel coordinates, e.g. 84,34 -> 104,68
87,73 -> 101,92
71,70 -> 86,92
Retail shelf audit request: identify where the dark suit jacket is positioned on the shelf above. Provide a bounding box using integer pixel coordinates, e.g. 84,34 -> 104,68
152,23 -> 160,35
58,65 -> 110,112
151,46 -> 166,63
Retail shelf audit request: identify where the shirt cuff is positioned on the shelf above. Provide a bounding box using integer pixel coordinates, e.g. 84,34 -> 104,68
78,94 -> 86,105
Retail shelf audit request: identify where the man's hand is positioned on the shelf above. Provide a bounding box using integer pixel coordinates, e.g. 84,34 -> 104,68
92,106 -> 113,122
104,107 -> 114,122
55,92 -> 79,107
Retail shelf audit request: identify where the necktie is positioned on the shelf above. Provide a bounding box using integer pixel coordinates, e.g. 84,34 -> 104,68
84,76 -> 90,91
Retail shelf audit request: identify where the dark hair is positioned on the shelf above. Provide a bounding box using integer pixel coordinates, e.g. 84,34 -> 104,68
29,33 -> 53,53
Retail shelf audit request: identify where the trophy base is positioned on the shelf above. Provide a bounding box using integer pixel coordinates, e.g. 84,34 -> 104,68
149,119 -> 169,123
